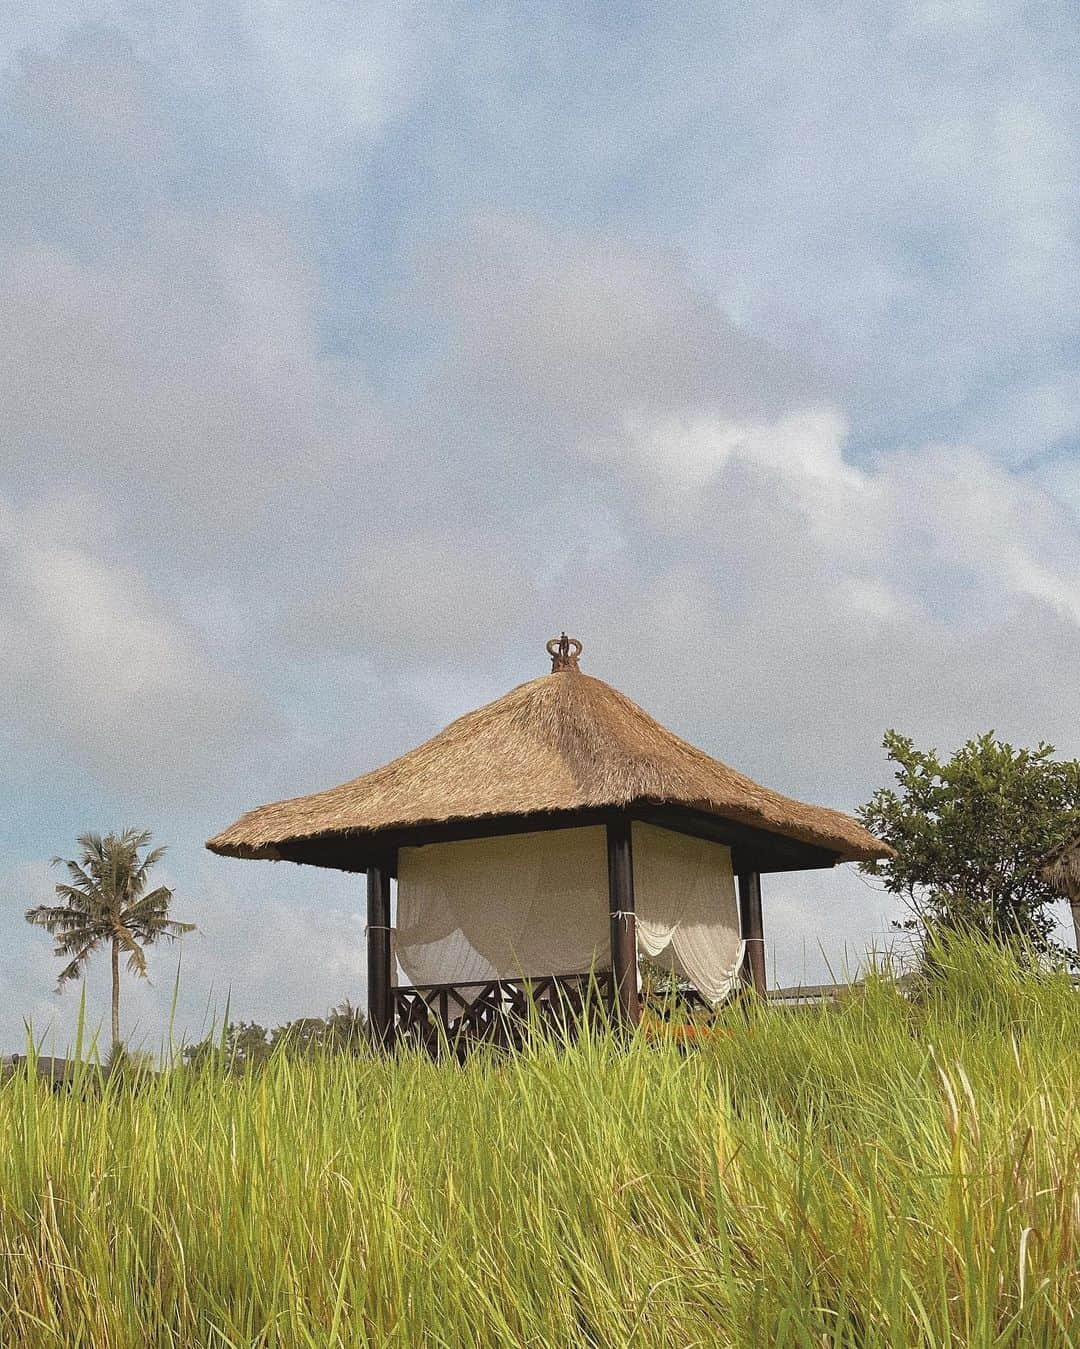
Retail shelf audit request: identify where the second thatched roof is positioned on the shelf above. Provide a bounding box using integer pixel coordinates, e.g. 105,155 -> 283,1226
1041,836 -> 1080,901
208,648 -> 889,866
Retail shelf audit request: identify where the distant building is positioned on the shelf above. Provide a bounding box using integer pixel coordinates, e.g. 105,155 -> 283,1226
0,1055 -> 83,1089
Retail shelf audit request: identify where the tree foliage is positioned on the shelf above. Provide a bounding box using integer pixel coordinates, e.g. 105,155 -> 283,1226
25,829 -> 194,1048
858,731 -> 1080,958
183,1002 -> 368,1070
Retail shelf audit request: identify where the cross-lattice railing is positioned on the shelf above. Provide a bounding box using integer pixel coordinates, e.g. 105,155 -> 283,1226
391,972 -> 617,1056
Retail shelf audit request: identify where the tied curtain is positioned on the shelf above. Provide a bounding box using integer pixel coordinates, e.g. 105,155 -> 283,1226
395,822 -> 743,1006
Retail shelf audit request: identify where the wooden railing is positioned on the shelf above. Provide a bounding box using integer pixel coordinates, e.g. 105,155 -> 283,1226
389,971 -> 846,1055
391,972 -> 616,1056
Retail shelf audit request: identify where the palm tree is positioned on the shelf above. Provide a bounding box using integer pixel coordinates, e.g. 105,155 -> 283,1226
26,829 -> 195,1050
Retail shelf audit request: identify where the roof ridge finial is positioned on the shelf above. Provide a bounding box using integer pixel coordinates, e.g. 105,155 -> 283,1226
547,632 -> 582,673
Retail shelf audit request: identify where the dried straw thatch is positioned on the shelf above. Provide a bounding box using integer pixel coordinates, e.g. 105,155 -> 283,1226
1040,837 -> 1080,902
208,655 -> 889,866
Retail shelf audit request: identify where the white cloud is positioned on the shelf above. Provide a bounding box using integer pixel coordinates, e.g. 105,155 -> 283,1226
234,0 -> 444,183
0,492 -> 270,794
420,215 -> 813,437
289,529 -> 540,661
0,217 -> 379,545
585,406 -> 861,527
296,219 -> 1080,822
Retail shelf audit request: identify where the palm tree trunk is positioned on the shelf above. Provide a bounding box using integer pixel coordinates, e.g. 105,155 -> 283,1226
111,937 -> 120,1050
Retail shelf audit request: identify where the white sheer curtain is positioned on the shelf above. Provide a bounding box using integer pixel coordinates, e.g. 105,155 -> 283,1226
632,824 -> 743,1004
395,822 -> 743,1006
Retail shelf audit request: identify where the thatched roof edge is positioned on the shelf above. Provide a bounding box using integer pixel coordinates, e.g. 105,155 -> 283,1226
206,668 -> 891,866
1040,836 -> 1080,901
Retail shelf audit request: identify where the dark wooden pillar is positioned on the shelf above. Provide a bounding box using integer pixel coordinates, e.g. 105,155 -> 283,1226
367,853 -> 395,1049
737,870 -> 766,995
606,815 -> 640,1026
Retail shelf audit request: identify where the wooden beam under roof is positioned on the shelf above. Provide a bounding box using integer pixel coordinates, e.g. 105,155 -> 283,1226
271,800 -> 841,876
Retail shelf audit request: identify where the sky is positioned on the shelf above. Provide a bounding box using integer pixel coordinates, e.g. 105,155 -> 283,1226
1,0 -> 1079,1054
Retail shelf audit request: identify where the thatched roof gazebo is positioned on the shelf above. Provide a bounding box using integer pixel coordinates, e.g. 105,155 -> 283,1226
1040,837 -> 1080,952
208,636 -> 890,1048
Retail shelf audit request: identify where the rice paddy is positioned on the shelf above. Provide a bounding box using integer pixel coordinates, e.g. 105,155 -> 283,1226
2,941 -> 1079,1347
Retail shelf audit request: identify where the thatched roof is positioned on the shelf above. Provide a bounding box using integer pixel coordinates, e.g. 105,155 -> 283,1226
1040,836 -> 1080,901
208,645 -> 889,866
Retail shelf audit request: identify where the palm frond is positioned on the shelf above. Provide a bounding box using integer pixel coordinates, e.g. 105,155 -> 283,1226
29,827 -> 191,999
129,852 -> 166,902
26,903 -> 66,928
116,927 -> 149,979
52,883 -> 111,915
53,928 -> 104,956
123,885 -> 174,917
52,859 -> 106,902
56,943 -> 97,986
122,892 -> 193,943
135,845 -> 167,874
154,919 -> 197,940
25,904 -> 102,937
73,833 -> 107,865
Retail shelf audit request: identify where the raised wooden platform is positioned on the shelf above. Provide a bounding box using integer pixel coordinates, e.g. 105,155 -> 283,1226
388,970 -> 728,1056
391,972 -> 617,1055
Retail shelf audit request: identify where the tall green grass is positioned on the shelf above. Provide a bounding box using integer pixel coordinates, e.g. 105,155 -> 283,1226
2,941 -> 1079,1347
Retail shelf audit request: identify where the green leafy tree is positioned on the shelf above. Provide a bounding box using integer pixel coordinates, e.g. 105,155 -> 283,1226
183,1021 -> 272,1071
26,829 -> 195,1050
271,1001 -> 367,1054
859,731 -> 1080,959
184,1003 -> 369,1071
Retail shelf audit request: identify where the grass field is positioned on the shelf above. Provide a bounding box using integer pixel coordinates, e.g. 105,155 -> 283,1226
2,941 -> 1079,1347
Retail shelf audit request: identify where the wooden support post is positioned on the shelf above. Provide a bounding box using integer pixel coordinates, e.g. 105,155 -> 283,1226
367,853 -> 395,1049
606,815 -> 640,1026
737,870 -> 766,995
